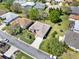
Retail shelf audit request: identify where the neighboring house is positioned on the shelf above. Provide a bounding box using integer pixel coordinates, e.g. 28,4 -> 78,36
69,14 -> 79,32
29,21 -> 51,38
55,0 -> 63,2
0,56 -> 4,59
70,6 -> 79,15
11,18 -> 33,29
14,0 -> 35,8
0,12 -> 19,24
64,31 -> 79,51
34,2 -> 46,10
48,5 -> 61,10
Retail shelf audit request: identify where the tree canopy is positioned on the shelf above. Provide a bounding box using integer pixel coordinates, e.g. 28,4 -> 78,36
48,9 -> 62,23
28,8 -> 39,20
40,37 -> 66,56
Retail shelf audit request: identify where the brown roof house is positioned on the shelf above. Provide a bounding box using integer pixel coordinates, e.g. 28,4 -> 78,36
0,56 -> 4,59
69,14 -> 79,32
11,18 -> 33,29
29,21 -> 51,38
69,14 -> 79,21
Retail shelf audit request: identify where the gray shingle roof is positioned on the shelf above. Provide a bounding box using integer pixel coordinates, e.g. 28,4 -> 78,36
65,31 -> 79,49
0,12 -> 19,24
70,6 -> 79,15
34,2 -> 46,10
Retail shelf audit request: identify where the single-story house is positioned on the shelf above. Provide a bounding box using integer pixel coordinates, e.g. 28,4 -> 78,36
0,56 -> 4,59
69,14 -> 79,32
70,6 -> 79,15
55,0 -> 63,2
0,12 -> 19,24
14,0 -> 35,8
29,21 -> 51,38
48,5 -> 61,10
69,14 -> 79,21
11,18 -> 33,29
64,30 -> 79,51
14,0 -> 26,5
34,2 -> 46,10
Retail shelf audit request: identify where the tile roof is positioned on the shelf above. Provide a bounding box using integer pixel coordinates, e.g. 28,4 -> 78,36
0,56 -> 4,59
65,31 -> 79,50
29,21 -> 51,38
69,14 -> 79,20
11,18 -> 33,29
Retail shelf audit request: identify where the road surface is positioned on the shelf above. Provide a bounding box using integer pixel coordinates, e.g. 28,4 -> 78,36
0,30 -> 54,59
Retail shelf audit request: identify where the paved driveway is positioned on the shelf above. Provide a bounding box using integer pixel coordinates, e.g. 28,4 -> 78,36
0,30 -> 55,59
31,37 -> 43,49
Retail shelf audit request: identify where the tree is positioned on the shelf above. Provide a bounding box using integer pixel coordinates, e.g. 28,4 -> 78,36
40,37 -> 66,56
4,0 -> 14,10
48,9 -> 62,23
28,8 -> 39,20
10,3 -> 22,13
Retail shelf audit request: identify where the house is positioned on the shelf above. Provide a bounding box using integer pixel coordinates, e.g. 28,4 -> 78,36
11,18 -> 33,29
70,6 -> 79,15
69,14 -> 79,32
69,14 -> 79,21
14,0 -> 26,5
34,2 -> 46,10
0,56 -> 4,59
29,21 -> 51,38
64,31 -> 79,51
0,12 -> 19,24
14,0 -> 35,8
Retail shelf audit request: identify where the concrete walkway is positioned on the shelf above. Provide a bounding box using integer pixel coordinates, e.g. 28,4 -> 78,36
4,46 -> 18,58
31,37 -> 43,49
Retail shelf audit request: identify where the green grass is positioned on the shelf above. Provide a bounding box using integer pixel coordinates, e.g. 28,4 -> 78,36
0,3 -> 9,11
16,52 -> 33,59
59,50 -> 79,59
16,29 -> 35,44
40,15 -> 70,38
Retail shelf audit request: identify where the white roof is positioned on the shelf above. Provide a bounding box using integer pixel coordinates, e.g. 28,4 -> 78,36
21,2 -> 35,7
14,0 -> 26,4
74,21 -> 79,31
4,46 -> 18,57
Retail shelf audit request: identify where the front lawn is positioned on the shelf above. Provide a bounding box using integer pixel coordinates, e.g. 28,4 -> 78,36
59,50 -> 79,59
16,52 -> 33,59
16,29 -> 35,44
3,26 -> 35,44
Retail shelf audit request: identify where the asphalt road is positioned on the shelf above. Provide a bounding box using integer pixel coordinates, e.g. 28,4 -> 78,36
0,30 -> 54,59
